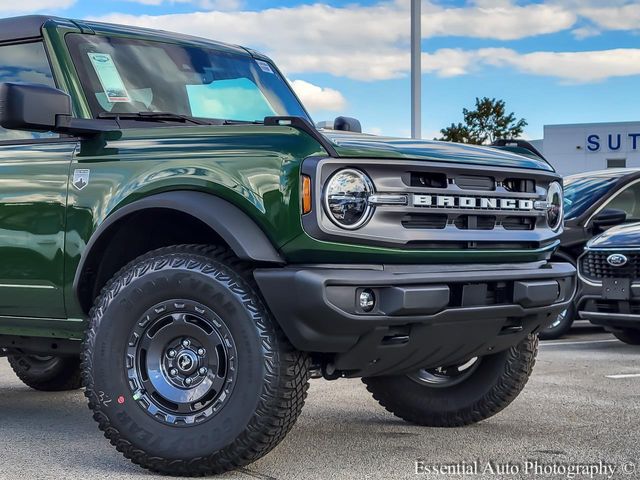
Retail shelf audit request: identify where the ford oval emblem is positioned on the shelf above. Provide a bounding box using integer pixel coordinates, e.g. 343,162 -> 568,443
607,254 -> 628,267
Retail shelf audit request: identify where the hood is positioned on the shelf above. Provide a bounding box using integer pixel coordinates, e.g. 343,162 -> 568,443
320,131 -> 554,172
588,222 -> 640,249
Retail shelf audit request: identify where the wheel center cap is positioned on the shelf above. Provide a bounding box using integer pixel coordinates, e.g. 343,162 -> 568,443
176,351 -> 197,374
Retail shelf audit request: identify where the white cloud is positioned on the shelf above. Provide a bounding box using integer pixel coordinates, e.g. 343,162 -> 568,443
198,0 -> 241,9
579,3 -> 640,32
124,0 -> 242,10
91,0 -> 578,81
422,49 -> 480,77
93,5 -> 405,81
422,1 -> 576,41
571,26 -> 601,39
555,0 -> 640,38
98,0 -> 640,47
0,0 -> 75,13
421,47 -> 640,84
288,79 -> 346,113
491,48 -> 640,83
89,1 -> 640,84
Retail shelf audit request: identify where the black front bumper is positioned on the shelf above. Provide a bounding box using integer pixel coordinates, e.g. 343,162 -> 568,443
578,279 -> 640,331
255,261 -> 575,377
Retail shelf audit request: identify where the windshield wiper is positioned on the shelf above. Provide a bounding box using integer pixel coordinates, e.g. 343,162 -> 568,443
98,112 -> 217,126
222,120 -> 264,125
98,112 -> 268,127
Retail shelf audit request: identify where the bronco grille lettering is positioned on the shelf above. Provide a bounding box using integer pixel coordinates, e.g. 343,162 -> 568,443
413,194 -> 535,211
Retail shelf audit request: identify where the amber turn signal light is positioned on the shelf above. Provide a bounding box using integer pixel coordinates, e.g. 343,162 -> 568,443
302,175 -> 312,214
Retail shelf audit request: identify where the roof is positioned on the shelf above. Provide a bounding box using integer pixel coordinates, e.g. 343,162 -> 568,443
545,121 -> 640,129
0,15 -> 252,57
0,15 -> 57,42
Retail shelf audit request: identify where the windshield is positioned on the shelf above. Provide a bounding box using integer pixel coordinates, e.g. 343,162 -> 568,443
65,34 -> 310,123
564,173 -> 620,219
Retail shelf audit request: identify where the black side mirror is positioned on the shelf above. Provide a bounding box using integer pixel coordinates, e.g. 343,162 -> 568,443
0,82 -> 114,136
334,116 -> 362,133
592,208 -> 627,230
0,82 -> 72,132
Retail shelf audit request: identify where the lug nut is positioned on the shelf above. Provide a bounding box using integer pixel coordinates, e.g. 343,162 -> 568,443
185,377 -> 193,386
197,348 -> 206,356
169,368 -> 178,377
199,367 -> 207,375
167,349 -> 177,358
182,339 -> 191,348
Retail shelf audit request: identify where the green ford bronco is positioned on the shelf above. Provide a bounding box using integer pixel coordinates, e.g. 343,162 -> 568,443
0,15 -> 575,476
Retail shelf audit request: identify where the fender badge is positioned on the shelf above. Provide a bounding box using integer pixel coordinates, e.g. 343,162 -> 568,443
607,253 -> 628,267
72,169 -> 90,190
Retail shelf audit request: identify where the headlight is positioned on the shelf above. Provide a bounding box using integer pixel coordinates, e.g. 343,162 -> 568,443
546,181 -> 563,231
323,168 -> 374,229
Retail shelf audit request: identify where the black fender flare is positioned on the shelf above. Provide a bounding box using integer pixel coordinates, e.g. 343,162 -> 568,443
73,191 -> 285,296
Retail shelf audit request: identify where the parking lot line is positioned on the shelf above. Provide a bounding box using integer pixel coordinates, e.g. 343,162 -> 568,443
541,339 -> 620,347
606,373 -> 640,379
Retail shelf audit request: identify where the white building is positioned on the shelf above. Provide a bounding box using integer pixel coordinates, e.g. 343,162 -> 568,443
539,121 -> 640,176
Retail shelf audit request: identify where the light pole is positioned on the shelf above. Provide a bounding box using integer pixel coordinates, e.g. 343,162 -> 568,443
411,0 -> 421,139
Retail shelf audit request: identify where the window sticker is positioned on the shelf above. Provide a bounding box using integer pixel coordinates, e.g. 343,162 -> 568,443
256,60 -> 274,74
87,53 -> 131,103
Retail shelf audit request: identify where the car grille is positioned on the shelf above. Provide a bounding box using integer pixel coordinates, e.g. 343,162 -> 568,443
402,170 -> 545,235
304,158 -> 561,251
400,170 -> 547,237
401,213 -> 536,231
580,251 -> 640,281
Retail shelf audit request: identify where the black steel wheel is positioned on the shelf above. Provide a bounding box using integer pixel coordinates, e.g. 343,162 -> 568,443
126,300 -> 238,425
538,303 -> 575,340
82,245 -> 310,476
7,354 -> 82,391
407,357 -> 481,389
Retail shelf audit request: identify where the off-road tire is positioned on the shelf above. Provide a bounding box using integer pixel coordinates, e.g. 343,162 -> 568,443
81,244 -> 310,476
538,303 -> 575,340
363,334 -> 538,427
612,329 -> 640,345
7,355 -> 82,391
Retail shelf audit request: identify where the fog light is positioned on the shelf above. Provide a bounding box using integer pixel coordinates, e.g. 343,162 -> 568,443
359,289 -> 376,312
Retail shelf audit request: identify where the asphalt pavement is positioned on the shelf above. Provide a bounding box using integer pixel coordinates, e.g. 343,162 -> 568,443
1,326 -> 638,480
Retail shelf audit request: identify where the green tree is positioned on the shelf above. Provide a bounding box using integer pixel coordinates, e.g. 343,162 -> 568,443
438,97 -> 527,145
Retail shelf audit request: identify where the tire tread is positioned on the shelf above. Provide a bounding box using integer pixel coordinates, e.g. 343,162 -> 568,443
612,329 -> 640,345
81,244 -> 310,476
363,335 -> 538,427
8,355 -> 82,392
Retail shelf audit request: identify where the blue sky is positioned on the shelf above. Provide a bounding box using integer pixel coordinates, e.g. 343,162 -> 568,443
5,1 -> 640,140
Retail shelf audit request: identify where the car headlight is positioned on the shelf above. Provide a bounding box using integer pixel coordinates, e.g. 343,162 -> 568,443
546,181 -> 563,231
323,168 -> 374,229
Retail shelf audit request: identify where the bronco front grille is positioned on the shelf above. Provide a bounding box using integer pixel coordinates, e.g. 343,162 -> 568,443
454,215 -> 496,230
402,213 -> 447,229
581,251 -> 640,281
502,216 -> 536,231
303,158 -> 561,251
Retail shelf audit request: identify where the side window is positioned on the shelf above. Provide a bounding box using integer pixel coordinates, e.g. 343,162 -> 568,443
0,42 -> 58,142
604,183 -> 640,222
